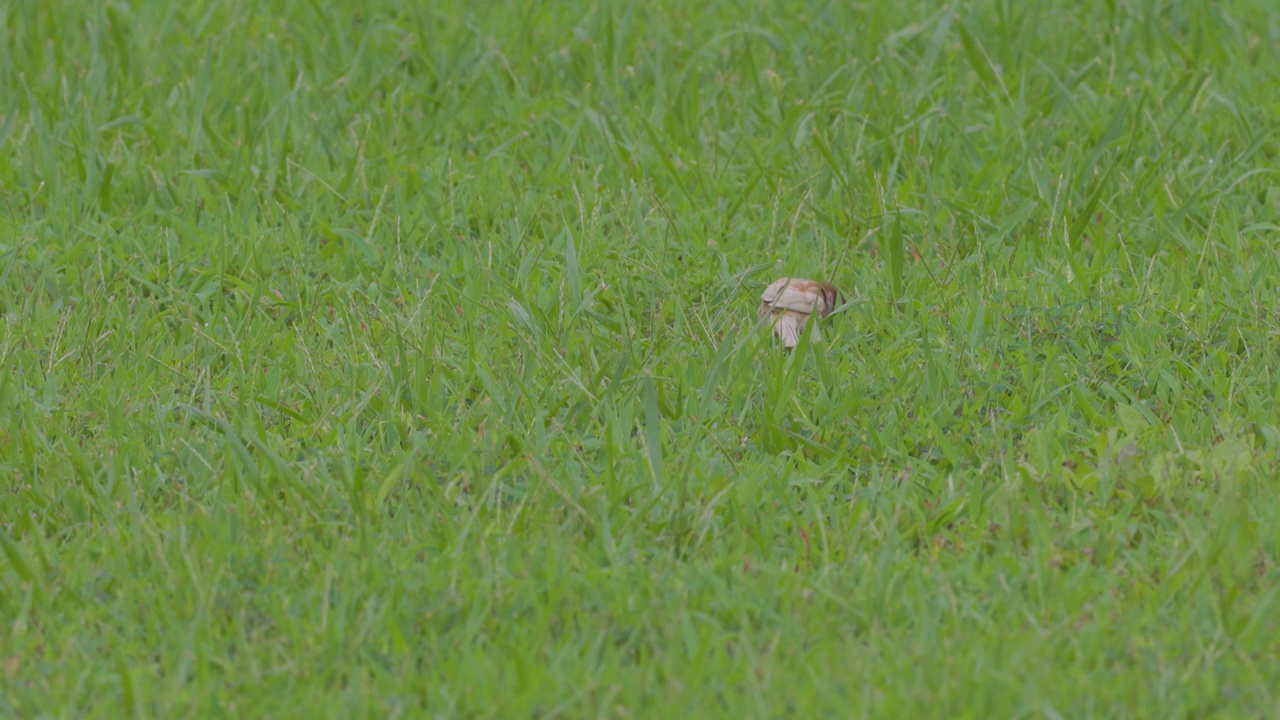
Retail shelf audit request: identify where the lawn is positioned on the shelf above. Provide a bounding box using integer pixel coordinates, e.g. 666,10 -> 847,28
3,0 -> 1280,716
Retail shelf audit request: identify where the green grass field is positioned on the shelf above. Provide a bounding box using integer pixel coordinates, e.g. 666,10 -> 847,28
4,0 -> 1280,716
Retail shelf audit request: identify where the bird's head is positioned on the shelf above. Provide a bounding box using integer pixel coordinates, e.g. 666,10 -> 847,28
817,282 -> 842,319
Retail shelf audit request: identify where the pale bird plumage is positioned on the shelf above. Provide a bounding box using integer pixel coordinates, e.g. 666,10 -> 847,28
757,277 -> 841,348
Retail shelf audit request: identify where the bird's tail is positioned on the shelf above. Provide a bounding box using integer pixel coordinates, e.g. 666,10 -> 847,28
773,312 -> 810,348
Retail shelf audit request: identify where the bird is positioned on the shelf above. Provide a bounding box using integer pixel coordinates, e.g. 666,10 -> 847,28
757,277 -> 841,348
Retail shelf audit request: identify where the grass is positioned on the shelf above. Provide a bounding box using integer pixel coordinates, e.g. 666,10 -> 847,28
3,0 -> 1280,716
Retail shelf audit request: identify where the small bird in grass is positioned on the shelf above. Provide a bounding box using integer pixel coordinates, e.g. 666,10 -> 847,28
758,277 -> 842,348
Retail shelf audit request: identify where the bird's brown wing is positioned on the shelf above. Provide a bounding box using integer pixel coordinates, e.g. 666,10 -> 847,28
760,278 -> 822,315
